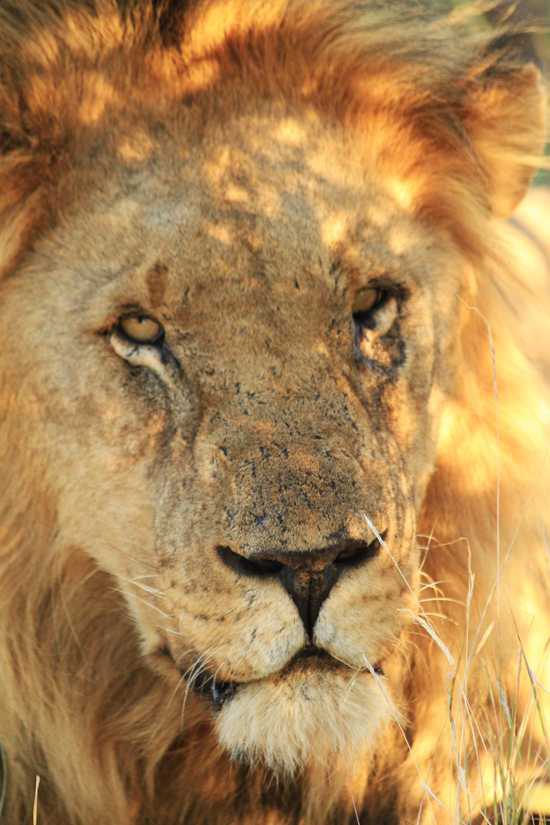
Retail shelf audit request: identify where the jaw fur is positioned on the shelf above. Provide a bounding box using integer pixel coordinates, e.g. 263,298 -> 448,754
215,666 -> 399,778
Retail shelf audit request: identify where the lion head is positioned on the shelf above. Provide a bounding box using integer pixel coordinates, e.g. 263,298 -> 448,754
0,2 -> 548,824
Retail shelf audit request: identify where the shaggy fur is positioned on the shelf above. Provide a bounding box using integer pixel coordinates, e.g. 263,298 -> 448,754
0,1 -> 549,824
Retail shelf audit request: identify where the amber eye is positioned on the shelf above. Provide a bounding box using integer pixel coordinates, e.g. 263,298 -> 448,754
118,313 -> 164,345
352,288 -> 386,327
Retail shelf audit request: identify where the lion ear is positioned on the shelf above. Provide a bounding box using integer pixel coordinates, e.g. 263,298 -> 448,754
462,62 -> 546,218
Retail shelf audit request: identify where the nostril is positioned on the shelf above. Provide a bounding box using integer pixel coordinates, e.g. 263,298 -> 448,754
217,545 -> 285,578
334,533 -> 386,568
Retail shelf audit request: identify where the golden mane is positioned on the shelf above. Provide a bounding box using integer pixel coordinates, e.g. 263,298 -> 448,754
0,0 -> 544,272
0,1 -> 548,823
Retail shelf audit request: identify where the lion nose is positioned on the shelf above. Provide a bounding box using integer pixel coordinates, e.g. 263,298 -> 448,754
217,538 -> 382,637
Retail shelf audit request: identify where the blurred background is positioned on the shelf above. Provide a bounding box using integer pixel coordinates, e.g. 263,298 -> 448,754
442,0 -> 550,184
440,0 -> 549,67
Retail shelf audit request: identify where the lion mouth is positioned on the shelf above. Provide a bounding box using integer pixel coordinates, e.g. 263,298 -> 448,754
192,670 -> 239,709
177,646 -> 385,710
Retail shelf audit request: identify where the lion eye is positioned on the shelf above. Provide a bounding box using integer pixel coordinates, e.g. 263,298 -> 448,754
352,286 -> 399,364
352,288 -> 387,328
109,312 -> 178,382
355,287 -> 382,313
118,314 -> 164,345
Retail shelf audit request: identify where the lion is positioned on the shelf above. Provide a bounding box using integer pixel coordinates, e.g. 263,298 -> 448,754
0,0 -> 549,823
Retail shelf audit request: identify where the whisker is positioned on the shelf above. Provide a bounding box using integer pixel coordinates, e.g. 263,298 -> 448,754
127,592 -> 171,619
119,576 -> 165,598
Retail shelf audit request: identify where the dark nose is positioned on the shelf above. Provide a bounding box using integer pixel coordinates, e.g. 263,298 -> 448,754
217,537 -> 382,638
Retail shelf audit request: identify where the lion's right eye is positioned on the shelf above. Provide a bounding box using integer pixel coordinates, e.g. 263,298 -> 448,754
118,313 -> 164,346
108,312 -> 177,380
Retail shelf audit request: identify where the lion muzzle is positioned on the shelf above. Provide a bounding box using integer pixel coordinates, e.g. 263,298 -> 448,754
217,538 -> 382,637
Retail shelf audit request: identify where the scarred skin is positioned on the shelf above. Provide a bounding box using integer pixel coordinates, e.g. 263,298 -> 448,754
0,2 -> 549,824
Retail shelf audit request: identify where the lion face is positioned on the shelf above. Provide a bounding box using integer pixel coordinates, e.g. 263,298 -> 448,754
4,107 -> 463,774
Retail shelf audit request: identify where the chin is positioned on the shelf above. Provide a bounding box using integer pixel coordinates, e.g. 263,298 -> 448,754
215,662 -> 398,778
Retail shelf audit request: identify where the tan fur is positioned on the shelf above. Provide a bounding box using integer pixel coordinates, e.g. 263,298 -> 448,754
0,2 -> 549,823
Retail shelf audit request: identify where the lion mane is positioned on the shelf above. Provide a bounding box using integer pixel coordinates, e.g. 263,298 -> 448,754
0,1 -> 549,824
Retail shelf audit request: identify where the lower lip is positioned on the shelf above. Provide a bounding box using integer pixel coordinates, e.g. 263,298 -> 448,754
160,649 -> 385,709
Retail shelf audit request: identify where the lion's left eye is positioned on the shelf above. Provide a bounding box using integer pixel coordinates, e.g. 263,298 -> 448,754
352,288 -> 386,327
118,313 -> 164,345
352,286 -> 400,364
352,287 -> 396,333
